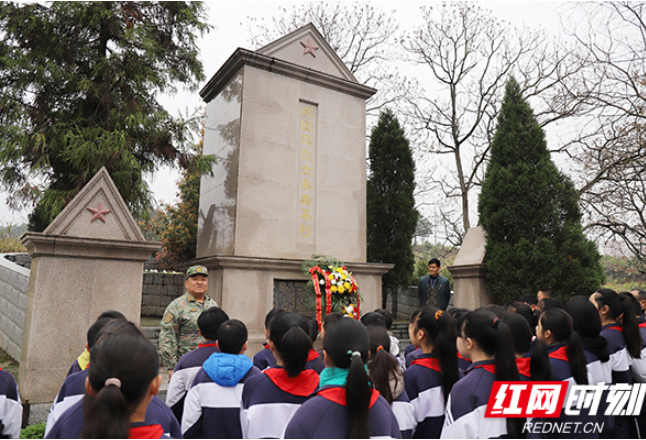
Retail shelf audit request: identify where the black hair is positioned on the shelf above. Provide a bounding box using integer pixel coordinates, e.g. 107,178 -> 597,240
95,319 -> 144,344
96,310 -> 126,320
459,310 -> 522,437
87,317 -> 114,349
412,307 -> 459,401
324,318 -> 372,439
539,308 -> 588,385
269,313 -> 312,377
593,288 -> 641,358
635,290 -> 646,303
519,294 -> 538,306
322,312 -> 344,330
501,313 -> 551,381
360,312 -> 386,328
479,304 -> 508,318
82,334 -> 159,439
619,292 -> 641,318
373,309 -> 393,330
538,297 -> 563,312
507,301 -> 537,334
538,288 -> 554,298
197,307 -> 229,341
428,258 -> 441,267
564,296 -> 609,362
304,315 -> 319,343
265,308 -> 287,329
448,308 -> 470,335
218,319 -> 247,354
366,325 -> 400,404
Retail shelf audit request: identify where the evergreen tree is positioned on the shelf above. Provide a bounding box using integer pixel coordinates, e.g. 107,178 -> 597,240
367,109 -> 418,305
0,2 -> 211,231
478,77 -> 604,304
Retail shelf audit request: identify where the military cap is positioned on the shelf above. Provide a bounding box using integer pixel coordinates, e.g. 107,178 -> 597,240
185,265 -> 208,279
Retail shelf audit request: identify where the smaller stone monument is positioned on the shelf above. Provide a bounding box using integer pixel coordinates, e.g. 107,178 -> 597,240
449,226 -> 492,309
20,168 -> 159,403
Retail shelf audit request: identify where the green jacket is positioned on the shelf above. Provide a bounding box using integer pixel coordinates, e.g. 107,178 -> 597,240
159,292 -> 218,370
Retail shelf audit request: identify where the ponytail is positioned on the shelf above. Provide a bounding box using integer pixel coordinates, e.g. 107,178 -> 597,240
414,307 -> 459,400
367,325 -> 399,404
462,311 -> 522,438
269,313 -> 312,377
324,318 -> 371,439
540,308 -> 589,385
594,288 -> 641,358
502,312 -> 551,381
82,333 -> 159,439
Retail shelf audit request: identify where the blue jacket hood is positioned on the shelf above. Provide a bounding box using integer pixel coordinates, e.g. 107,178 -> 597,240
203,352 -> 253,387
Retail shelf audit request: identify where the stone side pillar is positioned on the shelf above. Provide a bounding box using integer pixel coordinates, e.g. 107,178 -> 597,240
449,226 -> 493,309
19,168 -> 159,403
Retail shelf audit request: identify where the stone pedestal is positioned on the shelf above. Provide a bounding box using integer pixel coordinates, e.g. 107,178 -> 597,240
449,226 -> 492,309
19,168 -> 159,403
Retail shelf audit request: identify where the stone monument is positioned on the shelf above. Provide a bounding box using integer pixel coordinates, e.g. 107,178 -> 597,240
449,226 -> 492,309
190,24 -> 393,350
20,168 -> 159,403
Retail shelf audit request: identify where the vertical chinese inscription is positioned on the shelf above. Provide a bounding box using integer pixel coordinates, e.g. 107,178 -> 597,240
298,102 -> 317,243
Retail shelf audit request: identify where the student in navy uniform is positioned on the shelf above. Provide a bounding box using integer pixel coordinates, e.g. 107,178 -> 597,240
441,310 -> 522,439
536,308 -> 598,438
241,313 -> 320,438
253,308 -> 286,371
317,312 -> 344,360
502,312 -> 551,381
284,318 -> 400,439
46,319 -> 181,439
182,319 -> 260,438
73,330 -> 166,438
166,306 -> 229,424
591,288 -> 641,438
0,340 -> 21,439
367,325 -> 416,438
404,307 -> 459,439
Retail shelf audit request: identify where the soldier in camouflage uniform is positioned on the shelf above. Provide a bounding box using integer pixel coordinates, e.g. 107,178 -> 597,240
159,265 -> 218,377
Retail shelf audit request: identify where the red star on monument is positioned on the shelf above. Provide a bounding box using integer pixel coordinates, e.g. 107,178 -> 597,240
300,38 -> 319,58
87,202 -> 111,223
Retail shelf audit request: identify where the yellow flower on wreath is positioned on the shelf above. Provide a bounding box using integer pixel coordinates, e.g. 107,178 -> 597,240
344,282 -> 351,290
331,285 -> 338,293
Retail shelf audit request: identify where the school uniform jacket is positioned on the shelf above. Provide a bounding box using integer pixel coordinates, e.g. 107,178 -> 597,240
600,323 -> 632,438
545,344 -> 598,439
630,318 -> 646,383
391,385 -> 417,439
284,385 -> 401,439
166,341 -> 220,423
45,393 -> 181,439
253,346 -> 277,371
240,367 -> 320,438
441,360 -> 507,439
182,352 -> 261,438
44,370 -> 181,439
0,369 -> 21,439
405,347 -> 422,369
404,353 -> 445,439
305,349 -> 325,374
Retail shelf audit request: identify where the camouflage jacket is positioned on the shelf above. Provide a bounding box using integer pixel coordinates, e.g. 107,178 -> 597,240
159,292 -> 218,370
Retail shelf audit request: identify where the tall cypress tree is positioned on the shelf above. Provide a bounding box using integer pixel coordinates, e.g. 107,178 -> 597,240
367,109 -> 418,305
478,77 -> 604,304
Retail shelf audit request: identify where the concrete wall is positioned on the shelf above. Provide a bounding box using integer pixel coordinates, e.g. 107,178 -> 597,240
0,254 -> 29,360
141,272 -> 185,317
386,286 -> 455,321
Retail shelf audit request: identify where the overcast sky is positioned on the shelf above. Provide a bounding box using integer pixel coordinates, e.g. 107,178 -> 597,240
0,1 -> 571,226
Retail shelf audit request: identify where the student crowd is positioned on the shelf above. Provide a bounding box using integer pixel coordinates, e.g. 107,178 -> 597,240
0,286 -> 645,438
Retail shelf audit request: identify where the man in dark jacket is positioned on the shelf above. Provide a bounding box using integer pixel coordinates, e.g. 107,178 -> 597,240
418,258 -> 451,310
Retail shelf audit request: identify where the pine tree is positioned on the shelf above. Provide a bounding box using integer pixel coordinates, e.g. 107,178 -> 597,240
367,109 -> 418,305
0,2 -> 211,231
478,77 -> 604,304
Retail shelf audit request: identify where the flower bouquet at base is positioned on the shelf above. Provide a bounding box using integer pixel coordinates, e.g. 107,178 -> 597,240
301,255 -> 361,331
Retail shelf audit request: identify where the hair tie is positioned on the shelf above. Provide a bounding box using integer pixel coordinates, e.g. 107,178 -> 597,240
493,318 -> 499,328
376,345 -> 384,353
104,378 -> 121,389
435,310 -> 444,321
347,350 -> 362,359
